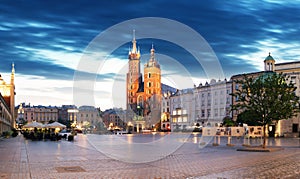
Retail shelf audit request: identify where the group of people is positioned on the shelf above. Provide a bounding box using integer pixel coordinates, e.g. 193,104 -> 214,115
22,127 -> 65,141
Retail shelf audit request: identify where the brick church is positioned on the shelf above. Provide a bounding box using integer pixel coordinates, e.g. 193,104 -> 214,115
126,32 -> 162,129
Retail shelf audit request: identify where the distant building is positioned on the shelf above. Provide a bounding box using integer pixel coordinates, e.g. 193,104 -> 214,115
193,79 -> 232,127
161,91 -> 172,131
21,104 -> 58,124
58,105 -> 77,124
170,88 -> 193,131
168,78 -> 232,131
77,105 -> 102,130
0,64 -> 16,133
102,108 -> 126,130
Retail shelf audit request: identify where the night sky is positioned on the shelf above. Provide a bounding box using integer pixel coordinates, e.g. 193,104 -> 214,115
1,0 -> 300,109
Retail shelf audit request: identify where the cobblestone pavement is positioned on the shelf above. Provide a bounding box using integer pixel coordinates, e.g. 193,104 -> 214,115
0,134 -> 299,179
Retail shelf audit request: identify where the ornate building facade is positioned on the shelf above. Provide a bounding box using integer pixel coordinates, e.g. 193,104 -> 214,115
126,33 -> 162,130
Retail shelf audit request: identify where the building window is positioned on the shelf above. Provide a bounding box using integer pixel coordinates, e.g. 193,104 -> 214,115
148,82 -> 151,87
292,123 -> 298,133
207,109 -> 211,117
208,99 -> 211,106
226,97 -> 230,104
235,84 -> 239,90
214,109 -> 218,117
201,110 -> 205,117
172,111 -> 176,115
148,73 -> 151,78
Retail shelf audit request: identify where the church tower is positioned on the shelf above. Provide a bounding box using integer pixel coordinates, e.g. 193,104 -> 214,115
10,63 -> 15,127
264,52 -> 275,71
126,31 -> 142,113
143,45 -> 161,120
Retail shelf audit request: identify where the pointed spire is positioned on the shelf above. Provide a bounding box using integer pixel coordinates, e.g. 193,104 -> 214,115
12,63 -> 15,74
150,44 -> 155,62
131,29 -> 137,54
11,62 -> 15,85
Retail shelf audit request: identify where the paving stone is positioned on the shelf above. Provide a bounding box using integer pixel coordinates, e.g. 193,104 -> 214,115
0,134 -> 299,178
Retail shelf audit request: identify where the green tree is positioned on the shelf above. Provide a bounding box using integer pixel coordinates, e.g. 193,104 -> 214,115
231,72 -> 299,148
222,116 -> 235,127
237,110 -> 261,126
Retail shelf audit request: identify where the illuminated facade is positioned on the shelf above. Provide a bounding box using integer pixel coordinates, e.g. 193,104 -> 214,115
126,32 -> 161,129
0,64 -> 16,133
77,106 -> 102,130
22,104 -> 58,123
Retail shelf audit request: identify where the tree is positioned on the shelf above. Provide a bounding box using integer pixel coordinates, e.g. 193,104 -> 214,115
237,110 -> 261,126
231,72 -> 299,148
222,116 -> 235,127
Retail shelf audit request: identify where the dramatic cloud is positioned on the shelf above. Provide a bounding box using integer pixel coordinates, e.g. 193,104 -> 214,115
1,0 -> 300,109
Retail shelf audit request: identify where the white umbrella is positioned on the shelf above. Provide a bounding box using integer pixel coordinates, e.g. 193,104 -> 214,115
46,121 -> 66,129
23,121 -> 45,128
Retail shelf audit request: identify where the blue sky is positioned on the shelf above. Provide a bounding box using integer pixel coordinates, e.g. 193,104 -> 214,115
1,0 -> 300,110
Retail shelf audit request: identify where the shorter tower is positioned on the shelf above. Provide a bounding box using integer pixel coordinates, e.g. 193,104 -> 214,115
143,45 -> 161,124
264,52 -> 275,71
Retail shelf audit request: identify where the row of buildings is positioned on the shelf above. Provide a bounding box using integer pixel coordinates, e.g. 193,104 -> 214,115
1,33 -> 299,138
115,33 -> 300,137
16,104 -> 102,131
158,54 -> 300,137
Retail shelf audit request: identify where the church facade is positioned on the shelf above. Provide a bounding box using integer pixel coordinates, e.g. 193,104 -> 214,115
126,33 -> 162,130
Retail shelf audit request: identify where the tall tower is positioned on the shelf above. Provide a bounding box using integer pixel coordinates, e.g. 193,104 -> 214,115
126,31 -> 142,113
264,52 -> 275,71
143,45 -> 161,123
10,63 -> 15,127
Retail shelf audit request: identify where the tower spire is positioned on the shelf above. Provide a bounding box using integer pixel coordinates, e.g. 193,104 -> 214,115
12,63 -> 15,74
11,62 -> 15,85
132,30 -> 137,54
